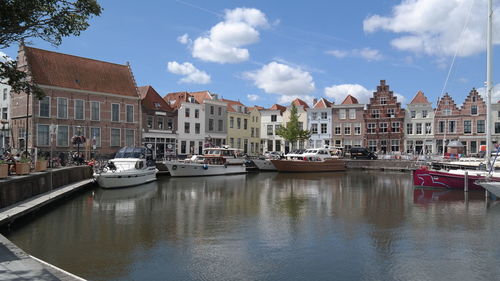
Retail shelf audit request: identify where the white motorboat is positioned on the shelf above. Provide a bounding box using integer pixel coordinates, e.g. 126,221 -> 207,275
94,147 -> 158,188
164,147 -> 246,177
476,180 -> 500,199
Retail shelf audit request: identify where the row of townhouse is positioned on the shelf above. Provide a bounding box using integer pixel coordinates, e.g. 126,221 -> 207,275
4,46 -> 500,159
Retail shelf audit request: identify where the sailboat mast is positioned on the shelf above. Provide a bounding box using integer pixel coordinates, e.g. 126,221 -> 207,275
486,0 -> 493,166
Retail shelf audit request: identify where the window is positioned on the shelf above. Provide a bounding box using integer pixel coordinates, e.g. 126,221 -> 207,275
157,117 -> 163,129
195,123 -> 200,134
126,105 -> 134,122
496,123 -> 500,134
208,119 -> 214,131
74,126 -> 85,138
57,125 -> 68,146
267,125 -> 273,135
39,96 -> 50,117
244,119 -> 248,130
380,97 -> 387,104
229,117 -> 234,128
371,109 -> 379,119
339,109 -> 346,119
57,98 -> 68,119
322,112 -> 328,119
410,111 -> 416,118
448,121 -> 456,133
275,124 -> 281,133
368,140 -> 377,151
181,141 -> 186,154
387,108 -> 395,117
443,109 -> 452,116
439,121 -> 445,133
425,123 -> 432,134
210,106 -> 214,115
184,122 -> 190,133
391,140 -> 400,152
237,138 -> 241,149
311,124 -> 318,134
218,119 -> 223,131
185,108 -> 190,118
321,123 -> 327,134
367,123 -> 376,134
471,105 -> 478,115
464,120 -> 472,134
111,128 -> 121,146
2,88 -> 6,100
125,129 -> 134,146
37,125 -> 50,146
312,112 -> 317,120
167,119 -> 173,130
391,122 -> 400,133
90,127 -> 101,147
344,124 -> 351,135
335,125 -> 341,135
91,101 -> 100,121
407,123 -> 413,134
380,122 -> 388,133
354,123 -> 361,135
147,116 -> 153,128
153,102 -> 161,109
237,118 -> 241,129
218,107 -> 222,116
195,109 -> 199,118
422,110 -> 428,118
349,109 -> 355,119
271,115 -> 277,122
251,128 -> 255,137
477,120 -> 485,133
416,123 -> 422,134
1,107 -> 7,120
111,103 -> 120,122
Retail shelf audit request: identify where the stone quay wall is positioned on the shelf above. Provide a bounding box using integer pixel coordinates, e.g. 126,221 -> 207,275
345,159 -> 423,171
0,166 -> 93,209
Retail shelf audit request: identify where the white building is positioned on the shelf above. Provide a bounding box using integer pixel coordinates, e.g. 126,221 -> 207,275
308,98 -> 333,148
404,91 -> 435,154
0,83 -> 11,152
260,104 -> 286,154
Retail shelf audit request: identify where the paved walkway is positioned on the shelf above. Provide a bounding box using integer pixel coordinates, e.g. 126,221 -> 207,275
0,179 -> 94,280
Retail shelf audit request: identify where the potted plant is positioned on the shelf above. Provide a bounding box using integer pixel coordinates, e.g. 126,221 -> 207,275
0,160 -> 8,178
15,157 -> 31,175
35,155 -> 48,172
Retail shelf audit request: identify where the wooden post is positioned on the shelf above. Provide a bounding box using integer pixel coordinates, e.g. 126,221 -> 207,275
464,171 -> 468,192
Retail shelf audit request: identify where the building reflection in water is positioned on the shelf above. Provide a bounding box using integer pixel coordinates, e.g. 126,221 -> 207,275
4,171 -> 500,281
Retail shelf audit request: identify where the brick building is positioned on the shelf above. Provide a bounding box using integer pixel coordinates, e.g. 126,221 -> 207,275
364,80 -> 405,153
139,86 -> 177,159
434,93 -> 461,154
10,45 -> 141,159
332,95 -> 365,151
458,88 -> 487,155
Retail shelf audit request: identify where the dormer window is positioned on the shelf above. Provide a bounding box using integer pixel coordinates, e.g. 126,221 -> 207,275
154,102 -> 161,108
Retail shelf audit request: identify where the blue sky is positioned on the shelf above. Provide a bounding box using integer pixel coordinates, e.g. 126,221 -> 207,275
2,0 -> 500,108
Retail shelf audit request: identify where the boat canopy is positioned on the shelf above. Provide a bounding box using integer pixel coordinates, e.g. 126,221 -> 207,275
114,147 -> 146,159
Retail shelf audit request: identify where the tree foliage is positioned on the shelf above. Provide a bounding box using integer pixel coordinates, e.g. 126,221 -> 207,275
0,0 -> 102,98
275,104 -> 311,145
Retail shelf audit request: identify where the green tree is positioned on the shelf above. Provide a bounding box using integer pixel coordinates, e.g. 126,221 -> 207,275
0,0 -> 102,98
275,103 -> 311,149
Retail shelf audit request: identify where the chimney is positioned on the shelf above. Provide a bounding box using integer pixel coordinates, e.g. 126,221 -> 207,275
313,98 -> 318,105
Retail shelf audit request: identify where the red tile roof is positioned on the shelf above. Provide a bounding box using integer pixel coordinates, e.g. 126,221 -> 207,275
409,90 -> 430,104
313,98 -> 333,109
269,104 -> 286,112
341,95 -> 359,104
189,90 -> 212,104
139,86 -> 172,112
291,98 -> 309,108
24,46 -> 138,97
163,91 -> 194,110
221,98 -> 245,113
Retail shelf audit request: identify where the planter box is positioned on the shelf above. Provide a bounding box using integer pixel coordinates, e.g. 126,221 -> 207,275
35,160 -> 48,172
0,164 -> 7,178
15,162 -> 31,175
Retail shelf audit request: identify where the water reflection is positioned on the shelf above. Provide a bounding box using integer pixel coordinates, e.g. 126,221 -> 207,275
4,171 -> 500,281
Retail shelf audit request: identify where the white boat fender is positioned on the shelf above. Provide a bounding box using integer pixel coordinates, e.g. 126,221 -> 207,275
203,164 -> 208,170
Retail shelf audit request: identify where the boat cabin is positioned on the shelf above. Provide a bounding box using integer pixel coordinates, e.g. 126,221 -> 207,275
202,147 -> 244,165
302,148 -> 334,161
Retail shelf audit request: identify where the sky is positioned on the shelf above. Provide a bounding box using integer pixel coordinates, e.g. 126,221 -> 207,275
2,0 -> 500,108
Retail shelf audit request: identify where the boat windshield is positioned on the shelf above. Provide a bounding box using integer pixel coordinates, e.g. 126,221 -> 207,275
115,147 -> 146,158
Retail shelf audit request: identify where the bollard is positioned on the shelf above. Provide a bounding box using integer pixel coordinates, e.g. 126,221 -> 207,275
464,171 -> 468,192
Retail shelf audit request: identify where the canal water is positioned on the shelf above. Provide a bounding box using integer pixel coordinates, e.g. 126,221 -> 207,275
4,171 -> 500,281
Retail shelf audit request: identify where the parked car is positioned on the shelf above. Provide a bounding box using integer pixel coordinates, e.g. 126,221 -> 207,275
350,147 -> 377,160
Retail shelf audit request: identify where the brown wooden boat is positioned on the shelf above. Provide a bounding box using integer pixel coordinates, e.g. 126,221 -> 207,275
270,158 -> 346,172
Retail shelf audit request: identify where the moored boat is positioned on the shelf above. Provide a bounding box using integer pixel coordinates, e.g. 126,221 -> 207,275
94,147 -> 158,189
476,180 -> 500,198
164,147 -> 246,177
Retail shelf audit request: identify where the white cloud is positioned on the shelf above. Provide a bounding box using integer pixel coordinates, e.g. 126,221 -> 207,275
191,8 -> 269,63
363,0 -> 500,57
167,61 -> 211,84
0,51 -> 12,62
476,84 -> 500,103
177,33 -> 190,44
326,47 -> 383,61
244,61 -> 315,97
247,94 -> 259,101
324,83 -> 406,105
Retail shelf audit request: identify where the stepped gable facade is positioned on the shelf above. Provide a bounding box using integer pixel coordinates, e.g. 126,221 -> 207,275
433,93 -> 461,154
364,80 -> 405,153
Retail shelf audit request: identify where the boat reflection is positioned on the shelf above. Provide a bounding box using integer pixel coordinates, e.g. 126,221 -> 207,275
413,188 -> 484,205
